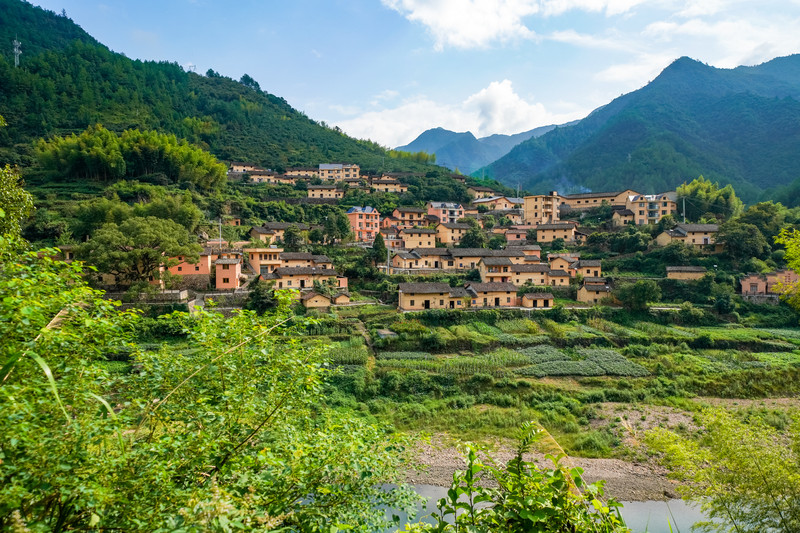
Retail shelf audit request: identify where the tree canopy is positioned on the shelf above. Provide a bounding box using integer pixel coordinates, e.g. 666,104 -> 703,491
36,125 -> 227,190
78,216 -> 202,285
0,237 -> 416,530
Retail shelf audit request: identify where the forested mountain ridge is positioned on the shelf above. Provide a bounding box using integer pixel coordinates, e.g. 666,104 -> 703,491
0,0 -> 432,174
481,55 -> 800,205
396,124 -> 563,173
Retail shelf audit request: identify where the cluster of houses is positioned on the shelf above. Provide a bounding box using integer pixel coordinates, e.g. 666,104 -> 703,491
63,159 -> 788,312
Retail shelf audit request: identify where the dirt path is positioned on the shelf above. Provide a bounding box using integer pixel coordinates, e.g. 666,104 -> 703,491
405,436 -> 679,502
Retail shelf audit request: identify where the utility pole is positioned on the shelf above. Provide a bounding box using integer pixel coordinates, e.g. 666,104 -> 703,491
386,242 -> 391,275
13,37 -> 21,68
682,197 -> 686,223
218,218 -> 223,252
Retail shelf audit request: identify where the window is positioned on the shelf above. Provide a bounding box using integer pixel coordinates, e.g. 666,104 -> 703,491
223,278 -> 230,284
177,266 -> 182,272
195,266 -> 200,271
222,264 -> 230,270
410,300 -> 415,306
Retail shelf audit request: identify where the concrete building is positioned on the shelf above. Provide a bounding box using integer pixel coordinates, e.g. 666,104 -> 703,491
523,191 -> 561,224
347,206 -> 380,242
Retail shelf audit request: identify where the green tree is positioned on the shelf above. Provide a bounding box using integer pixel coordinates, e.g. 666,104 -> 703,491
244,278 -> 278,314
78,216 -> 201,285
459,218 -> 487,249
774,228 -> 800,311
413,424 -> 628,532
371,231 -> 388,266
677,176 -> 744,222
646,409 -> 800,533
0,238 -> 416,530
488,234 -> 506,249
550,237 -> 566,251
615,279 -> 661,311
717,220 -> 771,262
282,224 -> 303,252
737,201 -> 786,246
0,165 -> 35,237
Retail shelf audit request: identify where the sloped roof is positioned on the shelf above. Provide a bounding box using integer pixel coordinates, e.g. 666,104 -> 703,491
466,282 -> 518,293
523,292 -> 554,300
398,282 -> 452,294
666,266 -> 707,272
481,257 -> 514,266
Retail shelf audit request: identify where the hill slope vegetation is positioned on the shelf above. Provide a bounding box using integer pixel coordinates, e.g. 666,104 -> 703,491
481,56 -> 800,204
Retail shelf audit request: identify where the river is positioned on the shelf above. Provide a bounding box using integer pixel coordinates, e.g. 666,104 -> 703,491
388,484 -> 707,532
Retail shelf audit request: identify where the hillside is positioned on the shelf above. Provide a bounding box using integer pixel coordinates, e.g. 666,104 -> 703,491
0,0 -> 432,175
396,124 -> 561,173
481,55 -> 800,204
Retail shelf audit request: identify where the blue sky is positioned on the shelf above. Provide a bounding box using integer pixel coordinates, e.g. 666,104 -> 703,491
28,0 -> 800,148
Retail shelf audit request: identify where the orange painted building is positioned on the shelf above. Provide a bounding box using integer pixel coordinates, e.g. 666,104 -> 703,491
347,206 -> 380,242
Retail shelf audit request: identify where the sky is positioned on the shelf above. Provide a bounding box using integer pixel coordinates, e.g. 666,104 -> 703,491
27,0 -> 800,148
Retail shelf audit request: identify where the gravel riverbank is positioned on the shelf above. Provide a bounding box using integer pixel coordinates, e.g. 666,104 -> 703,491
405,438 -> 679,502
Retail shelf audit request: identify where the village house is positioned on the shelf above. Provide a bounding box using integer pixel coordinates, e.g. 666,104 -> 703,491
307,184 -> 344,199
478,257 -> 516,283
427,202 -> 465,224
575,259 -> 602,278
399,227 -> 437,249
577,281 -> 612,304
249,171 -> 295,185
655,223 -> 722,251
666,266 -> 707,280
472,196 -> 524,211
392,206 -> 428,228
467,186 -> 496,199
168,250 -> 213,289
740,269 -> 799,297
534,222 -> 579,243
347,206 -> 380,242
370,178 -> 408,194
223,217 -> 242,226
380,227 -> 405,249
522,292 -> 555,309
243,247 -> 283,275
398,283 -> 469,311
284,167 -> 318,178
214,256 -> 242,290
250,222 -> 311,245
449,248 -> 527,270
523,192 -> 561,225
317,163 -> 360,181
509,264 -> 552,286
300,291 -> 352,309
625,192 -> 678,225
436,222 -> 470,245
611,209 -> 636,226
560,190 -> 640,210
506,244 -> 542,260
504,225 -> 535,242
229,162 -> 265,174
278,252 -> 333,270
263,267 -> 347,291
464,282 -> 518,308
547,269 -> 571,287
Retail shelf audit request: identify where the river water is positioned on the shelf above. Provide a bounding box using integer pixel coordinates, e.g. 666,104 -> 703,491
388,484 -> 707,532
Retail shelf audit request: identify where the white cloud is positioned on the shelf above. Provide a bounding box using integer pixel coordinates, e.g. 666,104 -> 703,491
547,28 -> 631,50
382,0 -> 540,50
643,15 -> 800,67
334,80 -> 586,147
594,52 -> 677,84
540,0 -> 645,17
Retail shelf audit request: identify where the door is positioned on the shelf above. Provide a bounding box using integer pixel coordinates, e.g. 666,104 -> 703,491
494,297 -> 500,306
424,300 -> 430,309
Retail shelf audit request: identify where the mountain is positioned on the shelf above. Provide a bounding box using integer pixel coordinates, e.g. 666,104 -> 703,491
480,55 -> 800,203
0,0 -> 432,175
396,124 -> 563,173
